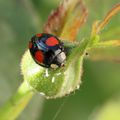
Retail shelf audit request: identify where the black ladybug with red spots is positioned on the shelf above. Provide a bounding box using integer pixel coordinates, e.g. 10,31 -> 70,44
29,33 -> 66,69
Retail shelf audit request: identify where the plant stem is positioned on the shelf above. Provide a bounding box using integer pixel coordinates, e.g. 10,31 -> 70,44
0,81 -> 34,120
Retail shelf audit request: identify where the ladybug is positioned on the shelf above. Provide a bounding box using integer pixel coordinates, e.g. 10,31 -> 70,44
29,33 -> 66,69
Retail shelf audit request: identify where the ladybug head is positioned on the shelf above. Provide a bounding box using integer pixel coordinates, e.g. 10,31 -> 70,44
49,48 -> 66,69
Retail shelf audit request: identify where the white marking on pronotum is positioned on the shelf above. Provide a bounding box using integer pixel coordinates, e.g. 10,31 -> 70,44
56,72 -> 61,76
45,69 -> 49,77
39,92 -> 45,96
52,77 -> 55,83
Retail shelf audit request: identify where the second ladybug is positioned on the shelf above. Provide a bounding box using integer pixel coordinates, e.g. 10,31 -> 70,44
29,33 -> 66,69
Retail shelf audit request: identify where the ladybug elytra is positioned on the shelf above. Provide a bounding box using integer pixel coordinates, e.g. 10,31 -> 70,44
29,33 -> 66,69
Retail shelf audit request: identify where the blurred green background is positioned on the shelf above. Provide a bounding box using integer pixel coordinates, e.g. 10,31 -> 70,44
0,0 -> 120,120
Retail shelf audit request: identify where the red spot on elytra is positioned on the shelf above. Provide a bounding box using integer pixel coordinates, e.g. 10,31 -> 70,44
35,51 -> 44,63
36,33 -> 42,37
46,37 -> 59,46
29,42 -> 32,49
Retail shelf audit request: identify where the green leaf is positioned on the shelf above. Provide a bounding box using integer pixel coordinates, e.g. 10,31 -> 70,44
21,39 -> 88,98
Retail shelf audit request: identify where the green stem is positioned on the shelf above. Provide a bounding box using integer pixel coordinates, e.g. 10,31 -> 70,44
0,81 -> 34,120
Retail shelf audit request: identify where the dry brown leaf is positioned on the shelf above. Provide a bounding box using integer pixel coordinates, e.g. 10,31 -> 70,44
44,0 -> 88,41
91,4 -> 120,36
